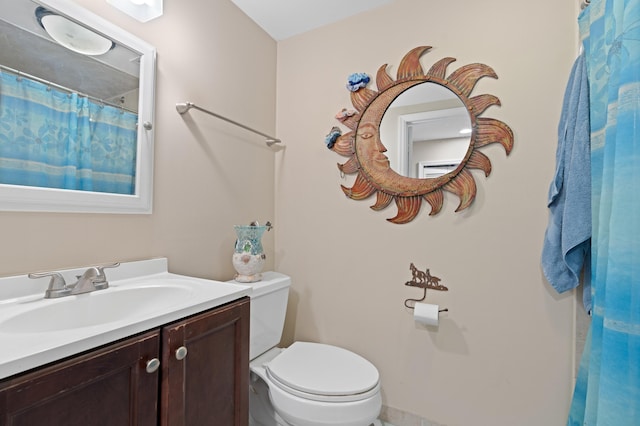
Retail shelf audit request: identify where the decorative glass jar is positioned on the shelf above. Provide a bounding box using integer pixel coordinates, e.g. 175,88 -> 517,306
232,224 -> 268,282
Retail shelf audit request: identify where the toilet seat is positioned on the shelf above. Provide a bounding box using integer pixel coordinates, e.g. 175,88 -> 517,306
265,342 -> 380,403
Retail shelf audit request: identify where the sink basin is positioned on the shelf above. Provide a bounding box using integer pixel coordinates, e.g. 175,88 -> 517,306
0,258 -> 251,380
0,281 -> 194,334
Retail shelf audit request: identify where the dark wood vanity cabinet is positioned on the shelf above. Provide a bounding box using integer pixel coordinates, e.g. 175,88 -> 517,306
0,297 -> 250,426
0,330 -> 160,426
161,297 -> 249,426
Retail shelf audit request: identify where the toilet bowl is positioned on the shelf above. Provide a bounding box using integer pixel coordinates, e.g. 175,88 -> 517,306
232,272 -> 382,426
250,343 -> 381,426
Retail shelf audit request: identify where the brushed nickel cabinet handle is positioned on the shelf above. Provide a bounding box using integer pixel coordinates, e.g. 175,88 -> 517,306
175,346 -> 188,361
146,358 -> 160,373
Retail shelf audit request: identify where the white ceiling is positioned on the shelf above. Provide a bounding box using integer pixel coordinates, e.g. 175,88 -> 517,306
231,0 -> 470,141
230,0 -> 394,41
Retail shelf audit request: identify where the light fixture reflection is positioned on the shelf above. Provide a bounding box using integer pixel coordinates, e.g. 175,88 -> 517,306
459,128 -> 472,135
36,7 -> 114,56
107,0 -> 163,23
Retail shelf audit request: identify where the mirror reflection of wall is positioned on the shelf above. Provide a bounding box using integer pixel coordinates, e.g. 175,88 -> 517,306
410,121 -> 470,178
379,82 -> 471,178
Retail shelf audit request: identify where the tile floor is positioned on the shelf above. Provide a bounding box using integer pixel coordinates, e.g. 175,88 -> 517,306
378,406 -> 445,426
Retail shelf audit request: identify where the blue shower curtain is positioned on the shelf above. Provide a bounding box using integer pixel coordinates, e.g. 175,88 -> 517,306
568,0 -> 640,424
0,71 -> 138,194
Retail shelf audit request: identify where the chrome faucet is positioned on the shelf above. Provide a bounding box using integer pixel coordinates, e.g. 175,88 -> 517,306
28,262 -> 120,299
71,267 -> 101,295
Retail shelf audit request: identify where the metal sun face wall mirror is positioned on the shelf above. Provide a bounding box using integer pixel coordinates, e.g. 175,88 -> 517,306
326,46 -> 514,224
0,0 -> 156,213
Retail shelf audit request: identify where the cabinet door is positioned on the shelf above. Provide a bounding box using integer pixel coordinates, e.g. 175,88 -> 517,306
161,297 -> 250,426
0,331 -> 160,426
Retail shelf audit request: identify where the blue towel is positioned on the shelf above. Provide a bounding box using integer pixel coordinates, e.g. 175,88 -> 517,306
541,53 -> 592,312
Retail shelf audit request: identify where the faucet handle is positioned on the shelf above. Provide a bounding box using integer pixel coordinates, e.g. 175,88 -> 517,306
28,271 -> 71,299
94,262 -> 120,289
28,271 -> 66,288
97,262 -> 120,275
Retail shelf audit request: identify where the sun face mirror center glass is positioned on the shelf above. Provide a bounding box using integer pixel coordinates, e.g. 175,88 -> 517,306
379,82 -> 472,179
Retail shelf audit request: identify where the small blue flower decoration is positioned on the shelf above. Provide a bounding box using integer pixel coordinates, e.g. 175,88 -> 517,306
324,126 -> 342,149
346,73 -> 370,92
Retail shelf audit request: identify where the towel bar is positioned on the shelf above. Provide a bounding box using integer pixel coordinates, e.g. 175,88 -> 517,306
176,102 -> 281,147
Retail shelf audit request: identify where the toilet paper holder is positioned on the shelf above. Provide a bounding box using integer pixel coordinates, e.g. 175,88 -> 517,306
404,262 -> 449,312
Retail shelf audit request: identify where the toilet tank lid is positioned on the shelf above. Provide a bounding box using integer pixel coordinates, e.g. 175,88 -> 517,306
228,271 -> 291,298
266,341 -> 379,397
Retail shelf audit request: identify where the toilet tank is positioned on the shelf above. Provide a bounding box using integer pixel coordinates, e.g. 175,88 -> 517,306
231,271 -> 290,360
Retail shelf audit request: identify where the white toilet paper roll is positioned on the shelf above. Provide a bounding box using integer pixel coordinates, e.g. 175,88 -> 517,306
414,302 -> 440,326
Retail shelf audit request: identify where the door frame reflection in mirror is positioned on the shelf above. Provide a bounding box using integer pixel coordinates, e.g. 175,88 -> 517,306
326,45 -> 514,224
395,107 -> 471,178
378,80 -> 471,178
0,0 -> 156,213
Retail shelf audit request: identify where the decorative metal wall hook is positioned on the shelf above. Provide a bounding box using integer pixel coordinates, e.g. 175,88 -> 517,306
404,262 -> 449,310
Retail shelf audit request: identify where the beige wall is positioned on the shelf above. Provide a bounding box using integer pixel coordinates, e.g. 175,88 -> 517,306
275,0 -> 578,424
1,0 -> 580,424
0,0 -> 277,280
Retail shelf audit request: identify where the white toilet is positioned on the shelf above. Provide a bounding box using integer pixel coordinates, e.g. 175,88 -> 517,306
235,271 -> 382,426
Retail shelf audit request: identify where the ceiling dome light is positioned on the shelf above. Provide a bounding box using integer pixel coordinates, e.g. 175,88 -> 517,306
36,7 -> 114,56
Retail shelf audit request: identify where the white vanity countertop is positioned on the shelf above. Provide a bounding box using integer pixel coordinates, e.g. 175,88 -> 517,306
0,258 -> 250,380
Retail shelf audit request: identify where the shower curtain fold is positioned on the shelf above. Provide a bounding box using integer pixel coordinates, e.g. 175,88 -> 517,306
568,0 -> 640,424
